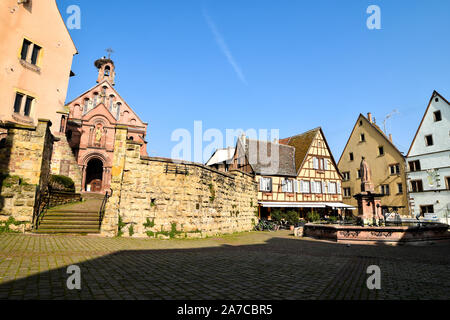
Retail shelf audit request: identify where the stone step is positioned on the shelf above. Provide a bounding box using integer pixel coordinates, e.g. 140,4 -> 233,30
39,220 -> 100,226
35,228 -> 100,234
46,209 -> 99,214
81,193 -> 106,201
41,216 -> 100,221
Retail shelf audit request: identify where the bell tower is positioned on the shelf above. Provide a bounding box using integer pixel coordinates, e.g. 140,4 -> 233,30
94,56 -> 115,86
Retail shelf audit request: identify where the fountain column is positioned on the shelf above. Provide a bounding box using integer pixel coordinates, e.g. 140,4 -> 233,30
354,157 -> 384,226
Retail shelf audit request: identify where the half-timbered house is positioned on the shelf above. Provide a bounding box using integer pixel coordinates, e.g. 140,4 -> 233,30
229,128 -> 353,219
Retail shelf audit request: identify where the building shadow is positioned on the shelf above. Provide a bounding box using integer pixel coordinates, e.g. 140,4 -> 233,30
0,235 -> 449,300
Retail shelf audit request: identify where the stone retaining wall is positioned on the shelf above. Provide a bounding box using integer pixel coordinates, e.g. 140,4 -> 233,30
0,120 -> 53,229
0,120 -> 53,186
50,133 -> 83,193
0,176 -> 36,231
102,127 -> 258,238
47,191 -> 82,209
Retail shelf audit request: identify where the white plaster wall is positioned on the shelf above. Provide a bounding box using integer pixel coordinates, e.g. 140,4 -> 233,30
407,93 -> 450,224
408,96 -> 450,157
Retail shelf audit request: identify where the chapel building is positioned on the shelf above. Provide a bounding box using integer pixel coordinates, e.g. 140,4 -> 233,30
58,57 -> 149,193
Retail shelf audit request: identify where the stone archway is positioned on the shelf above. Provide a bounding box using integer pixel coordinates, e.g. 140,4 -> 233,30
85,158 -> 104,193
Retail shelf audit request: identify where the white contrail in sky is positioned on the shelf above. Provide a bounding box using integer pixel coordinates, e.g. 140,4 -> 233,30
203,10 -> 248,85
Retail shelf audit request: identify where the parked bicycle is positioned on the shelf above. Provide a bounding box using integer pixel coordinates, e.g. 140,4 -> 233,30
254,219 -> 279,232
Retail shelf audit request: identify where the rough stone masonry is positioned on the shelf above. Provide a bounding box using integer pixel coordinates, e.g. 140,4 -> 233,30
101,127 -> 259,238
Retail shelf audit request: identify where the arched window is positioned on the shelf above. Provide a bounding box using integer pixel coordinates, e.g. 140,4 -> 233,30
109,95 -> 115,110
93,92 -> 99,106
104,66 -> 111,76
116,103 -> 122,120
0,138 -> 6,149
60,116 -> 66,133
83,98 -> 90,114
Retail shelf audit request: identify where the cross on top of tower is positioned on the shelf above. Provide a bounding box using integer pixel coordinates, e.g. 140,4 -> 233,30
106,48 -> 114,59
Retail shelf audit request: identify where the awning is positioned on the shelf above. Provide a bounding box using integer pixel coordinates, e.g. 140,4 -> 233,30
325,203 -> 357,210
259,201 -> 356,210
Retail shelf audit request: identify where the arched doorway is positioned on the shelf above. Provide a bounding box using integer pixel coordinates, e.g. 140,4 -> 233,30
85,158 -> 103,193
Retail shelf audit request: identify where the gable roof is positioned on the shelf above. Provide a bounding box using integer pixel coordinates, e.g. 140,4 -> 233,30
82,102 -> 118,124
238,137 -> 297,177
206,147 -> 235,166
407,90 -> 450,157
338,113 -> 404,166
279,128 -> 320,173
66,80 -> 147,126
53,0 -> 78,54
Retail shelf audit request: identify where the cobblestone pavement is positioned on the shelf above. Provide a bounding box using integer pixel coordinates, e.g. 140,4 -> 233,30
0,231 -> 449,300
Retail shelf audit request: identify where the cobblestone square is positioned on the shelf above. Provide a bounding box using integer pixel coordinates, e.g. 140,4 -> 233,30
0,231 -> 449,300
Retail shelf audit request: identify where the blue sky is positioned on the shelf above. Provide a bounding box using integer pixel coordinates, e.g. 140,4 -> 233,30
58,0 -> 450,161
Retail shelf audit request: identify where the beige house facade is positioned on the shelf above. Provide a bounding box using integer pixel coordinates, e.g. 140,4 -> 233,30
0,0 -> 77,132
338,113 -> 409,215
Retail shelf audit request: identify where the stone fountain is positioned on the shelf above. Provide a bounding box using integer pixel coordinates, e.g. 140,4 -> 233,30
303,157 -> 450,245
353,157 -> 384,226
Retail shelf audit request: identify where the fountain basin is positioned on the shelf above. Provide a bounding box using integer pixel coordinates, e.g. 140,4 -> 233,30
303,222 -> 450,245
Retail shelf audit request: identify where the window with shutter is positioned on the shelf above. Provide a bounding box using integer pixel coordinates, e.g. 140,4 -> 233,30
260,177 -> 272,192
303,181 -> 310,193
328,182 -> 337,194
337,182 -> 342,194
313,158 -> 319,170
316,181 -> 322,194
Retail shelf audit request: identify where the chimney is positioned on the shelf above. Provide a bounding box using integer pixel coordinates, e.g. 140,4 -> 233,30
389,134 -> 393,143
367,113 -> 373,124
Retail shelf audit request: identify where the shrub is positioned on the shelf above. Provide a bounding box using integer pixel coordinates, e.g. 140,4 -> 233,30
306,211 -> 320,223
209,184 -> 216,202
270,209 -> 299,226
128,224 -> 134,237
143,217 -> 155,229
329,216 -> 338,224
270,209 -> 283,222
117,215 -> 126,237
284,210 -> 300,226
49,175 -> 75,192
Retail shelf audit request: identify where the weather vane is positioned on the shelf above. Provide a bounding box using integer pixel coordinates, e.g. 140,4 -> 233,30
106,48 -> 114,59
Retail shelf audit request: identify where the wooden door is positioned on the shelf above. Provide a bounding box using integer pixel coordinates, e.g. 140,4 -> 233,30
91,179 -> 102,193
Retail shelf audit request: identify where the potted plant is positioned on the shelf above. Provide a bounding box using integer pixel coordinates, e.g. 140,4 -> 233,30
285,210 -> 300,230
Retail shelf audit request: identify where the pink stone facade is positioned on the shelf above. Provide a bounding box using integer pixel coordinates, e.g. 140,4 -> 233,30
60,59 -> 148,194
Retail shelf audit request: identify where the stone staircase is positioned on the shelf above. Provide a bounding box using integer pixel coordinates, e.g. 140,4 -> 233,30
36,195 -> 104,235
